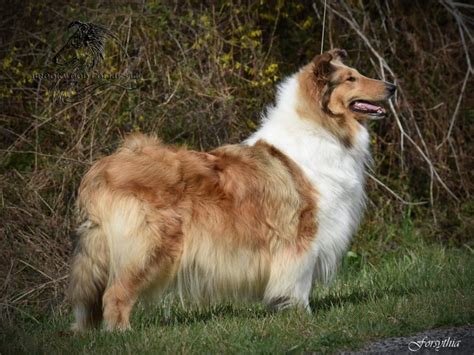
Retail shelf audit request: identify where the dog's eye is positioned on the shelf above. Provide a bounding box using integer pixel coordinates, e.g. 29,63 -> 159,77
347,76 -> 356,82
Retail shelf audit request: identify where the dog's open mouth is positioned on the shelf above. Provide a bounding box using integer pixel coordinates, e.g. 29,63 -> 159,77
350,100 -> 386,118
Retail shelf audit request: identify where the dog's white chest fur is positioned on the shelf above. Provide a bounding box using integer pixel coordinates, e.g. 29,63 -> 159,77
246,76 -> 370,282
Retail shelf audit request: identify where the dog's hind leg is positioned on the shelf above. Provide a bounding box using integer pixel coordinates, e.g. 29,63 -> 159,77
102,244 -> 181,331
101,205 -> 183,331
102,274 -> 142,331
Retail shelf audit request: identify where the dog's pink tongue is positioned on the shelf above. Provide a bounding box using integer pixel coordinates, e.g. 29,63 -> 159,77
353,101 -> 385,114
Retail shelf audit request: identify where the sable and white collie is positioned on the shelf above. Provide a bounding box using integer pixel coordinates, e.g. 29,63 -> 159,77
69,49 -> 396,331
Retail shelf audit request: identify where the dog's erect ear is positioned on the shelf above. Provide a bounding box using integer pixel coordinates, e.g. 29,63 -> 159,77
312,51 -> 334,83
312,48 -> 347,85
327,48 -> 347,62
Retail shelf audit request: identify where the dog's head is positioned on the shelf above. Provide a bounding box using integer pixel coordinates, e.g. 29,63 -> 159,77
297,49 -> 396,145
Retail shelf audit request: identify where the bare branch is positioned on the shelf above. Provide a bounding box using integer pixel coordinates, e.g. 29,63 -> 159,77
366,172 -> 427,206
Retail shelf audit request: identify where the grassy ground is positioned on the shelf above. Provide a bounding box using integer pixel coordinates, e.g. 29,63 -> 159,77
1,215 -> 472,354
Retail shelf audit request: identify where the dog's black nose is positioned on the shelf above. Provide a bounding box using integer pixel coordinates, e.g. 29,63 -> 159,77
386,83 -> 397,96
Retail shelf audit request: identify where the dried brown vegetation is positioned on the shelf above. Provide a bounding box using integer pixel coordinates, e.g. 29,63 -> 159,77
0,0 -> 472,324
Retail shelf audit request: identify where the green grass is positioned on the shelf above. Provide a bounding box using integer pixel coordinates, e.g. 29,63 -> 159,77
1,222 -> 473,355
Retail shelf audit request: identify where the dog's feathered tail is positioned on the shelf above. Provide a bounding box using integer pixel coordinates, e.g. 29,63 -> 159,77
68,220 -> 109,331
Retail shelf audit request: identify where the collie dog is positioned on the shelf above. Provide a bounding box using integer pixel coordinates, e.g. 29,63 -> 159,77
69,49 -> 396,331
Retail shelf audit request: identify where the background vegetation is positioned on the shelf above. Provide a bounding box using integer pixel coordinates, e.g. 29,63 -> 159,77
1,0 -> 472,351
